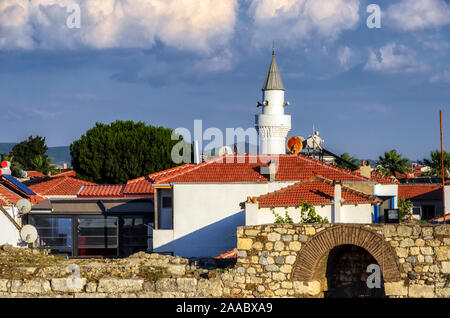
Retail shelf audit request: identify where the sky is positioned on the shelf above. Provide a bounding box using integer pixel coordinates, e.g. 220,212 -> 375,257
0,0 -> 449,161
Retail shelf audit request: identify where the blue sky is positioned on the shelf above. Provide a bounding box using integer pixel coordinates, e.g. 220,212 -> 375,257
0,0 -> 449,161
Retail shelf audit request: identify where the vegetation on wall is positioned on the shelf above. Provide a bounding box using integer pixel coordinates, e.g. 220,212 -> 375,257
70,120 -> 187,184
272,210 -> 293,224
299,202 -> 329,224
336,152 -> 360,171
398,198 -> 414,221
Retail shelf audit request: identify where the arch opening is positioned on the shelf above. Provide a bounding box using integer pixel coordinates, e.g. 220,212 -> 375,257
324,244 -> 386,298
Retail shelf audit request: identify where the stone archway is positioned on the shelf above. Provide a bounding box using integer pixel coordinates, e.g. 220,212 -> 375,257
292,225 -> 401,284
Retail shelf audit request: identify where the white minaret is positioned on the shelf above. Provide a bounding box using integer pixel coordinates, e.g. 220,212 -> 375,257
255,49 -> 291,155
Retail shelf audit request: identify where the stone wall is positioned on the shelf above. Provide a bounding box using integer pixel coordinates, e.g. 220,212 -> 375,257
1,223 -> 449,298
233,223 -> 450,298
0,250 -> 227,298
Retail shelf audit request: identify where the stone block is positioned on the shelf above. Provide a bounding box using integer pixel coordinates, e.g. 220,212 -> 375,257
293,281 -> 321,296
409,285 -> 435,298
435,225 -> 450,236
397,225 -> 413,237
395,247 -> 408,258
51,277 -> 87,293
166,264 -> 186,276
383,225 -> 396,237
97,279 -> 144,293
155,278 -> 177,292
384,281 -> 408,296
11,279 -> 51,294
267,232 -> 281,242
289,241 -> 301,251
0,279 -> 8,292
176,278 -> 197,293
274,241 -> 285,251
442,261 -> 450,274
237,238 -> 253,250
420,247 -> 433,255
435,246 -> 450,261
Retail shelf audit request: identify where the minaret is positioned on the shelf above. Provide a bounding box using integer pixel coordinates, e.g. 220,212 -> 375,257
255,49 -> 291,155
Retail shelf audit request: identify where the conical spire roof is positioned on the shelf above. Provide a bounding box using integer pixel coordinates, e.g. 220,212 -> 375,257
262,51 -> 284,91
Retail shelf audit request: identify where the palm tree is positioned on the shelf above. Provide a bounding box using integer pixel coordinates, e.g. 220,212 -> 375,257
422,150 -> 450,177
337,153 -> 360,171
377,150 -> 410,177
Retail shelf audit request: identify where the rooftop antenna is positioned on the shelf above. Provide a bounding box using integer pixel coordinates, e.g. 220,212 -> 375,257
272,40 -> 275,56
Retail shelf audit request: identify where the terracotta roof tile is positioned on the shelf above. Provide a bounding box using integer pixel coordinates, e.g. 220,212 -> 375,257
27,176 -> 95,196
250,176 -> 380,207
51,170 -> 76,178
26,170 -> 46,178
398,184 -> 442,200
154,154 -> 397,185
78,184 -> 126,198
215,248 -> 237,259
0,178 -> 46,206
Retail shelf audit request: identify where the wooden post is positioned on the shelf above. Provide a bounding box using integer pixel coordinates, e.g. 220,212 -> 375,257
440,110 -> 446,223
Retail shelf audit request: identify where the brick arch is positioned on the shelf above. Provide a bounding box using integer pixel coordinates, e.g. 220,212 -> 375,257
292,225 -> 401,282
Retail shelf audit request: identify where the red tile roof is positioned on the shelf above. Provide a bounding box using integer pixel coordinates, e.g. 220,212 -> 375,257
215,248 -> 237,259
51,170 -> 76,178
77,164 -> 194,198
153,154 -> 397,185
78,184 -> 125,197
27,176 -> 95,196
0,178 -> 45,206
26,170 -> 46,178
398,184 -> 442,200
248,176 -> 380,207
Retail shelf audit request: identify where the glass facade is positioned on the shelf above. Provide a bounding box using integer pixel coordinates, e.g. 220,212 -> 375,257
29,214 -> 153,257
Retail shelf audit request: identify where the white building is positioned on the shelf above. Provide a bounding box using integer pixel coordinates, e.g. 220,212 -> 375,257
146,52 -> 399,257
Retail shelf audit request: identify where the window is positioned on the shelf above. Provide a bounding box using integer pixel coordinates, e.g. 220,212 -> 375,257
162,196 -> 172,208
77,217 -> 118,257
33,217 -> 72,255
122,216 -> 152,256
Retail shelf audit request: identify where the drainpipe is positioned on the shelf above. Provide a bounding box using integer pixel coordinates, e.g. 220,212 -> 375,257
333,180 -> 342,223
374,195 -> 380,224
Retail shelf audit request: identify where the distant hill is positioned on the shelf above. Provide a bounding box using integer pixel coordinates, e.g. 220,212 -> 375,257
0,143 -> 71,167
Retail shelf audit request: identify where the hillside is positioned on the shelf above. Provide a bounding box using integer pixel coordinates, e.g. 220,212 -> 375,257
0,143 -> 71,167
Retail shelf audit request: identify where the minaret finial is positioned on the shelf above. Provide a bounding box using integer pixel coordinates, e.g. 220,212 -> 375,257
272,41 -> 275,56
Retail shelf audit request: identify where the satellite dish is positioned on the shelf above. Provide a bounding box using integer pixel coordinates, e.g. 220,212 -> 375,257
287,136 -> 304,154
16,198 -> 32,215
20,224 -> 38,244
218,146 -> 234,156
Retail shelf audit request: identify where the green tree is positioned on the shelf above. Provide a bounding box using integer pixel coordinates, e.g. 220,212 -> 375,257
398,199 -> 413,221
422,150 -> 450,178
377,150 -> 410,177
299,202 -> 329,223
10,136 -> 50,171
70,120 -> 186,184
337,153 -> 360,171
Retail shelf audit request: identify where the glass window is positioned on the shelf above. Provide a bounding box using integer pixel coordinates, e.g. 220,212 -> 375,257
33,217 -> 72,255
122,216 -> 152,256
77,217 -> 118,257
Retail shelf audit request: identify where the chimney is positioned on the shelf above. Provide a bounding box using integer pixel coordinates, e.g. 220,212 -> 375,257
269,161 -> 278,182
333,180 -> 342,223
359,160 -> 373,179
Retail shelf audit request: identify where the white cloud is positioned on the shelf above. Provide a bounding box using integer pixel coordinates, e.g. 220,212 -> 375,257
248,0 -> 360,45
0,0 -> 238,53
386,0 -> 450,31
364,43 -> 428,74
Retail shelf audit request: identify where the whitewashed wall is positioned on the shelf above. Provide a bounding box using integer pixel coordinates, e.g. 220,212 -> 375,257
246,203 -> 372,225
0,207 -> 20,246
153,182 -> 295,257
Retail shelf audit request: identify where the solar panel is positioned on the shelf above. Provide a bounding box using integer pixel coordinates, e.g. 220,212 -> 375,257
2,175 -> 36,195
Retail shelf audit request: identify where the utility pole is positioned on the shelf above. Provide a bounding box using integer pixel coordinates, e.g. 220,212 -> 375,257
440,110 -> 446,224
